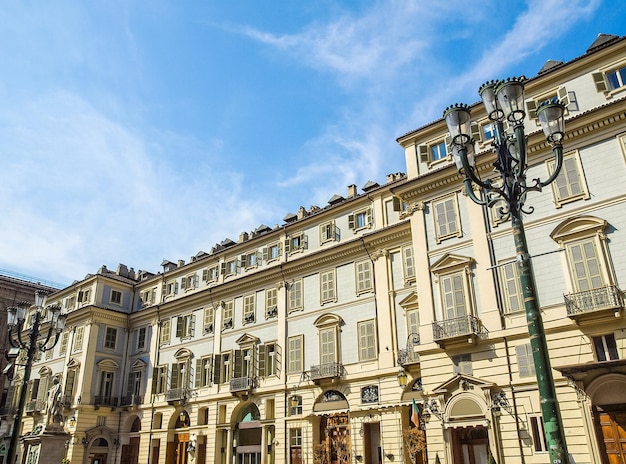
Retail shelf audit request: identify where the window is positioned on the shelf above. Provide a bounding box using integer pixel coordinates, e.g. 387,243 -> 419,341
440,272 -> 468,319
203,307 -> 214,334
499,261 -> 524,314
452,354 -> 473,375
127,371 -> 142,399
288,335 -> 303,373
406,309 -> 419,337
567,238 -> 604,292
265,288 -> 278,318
419,137 -> 451,164
160,319 -> 171,345
348,207 -> 373,232
243,295 -> 256,324
358,320 -> 377,361
170,359 -> 190,391
241,251 -> 260,269
320,220 -> 340,243
593,63 -> 626,94
78,289 -> 91,305
320,327 -> 338,364
530,415 -> 548,452
288,280 -> 303,312
136,327 -> 147,351
361,385 -> 379,404
320,269 -> 336,304
525,86 -> 570,119
290,427 -> 303,462
104,327 -> 118,350
263,242 -> 282,263
162,281 -> 178,300
402,246 -> 415,283
181,273 -> 198,291
176,314 -> 195,339
286,233 -> 308,254
356,260 -> 373,295
152,365 -> 168,394
259,342 -> 279,377
202,266 -> 219,283
221,259 -> 238,277
110,290 -> 122,305
216,352 -> 232,384
59,332 -> 69,355
73,326 -> 84,352
547,152 -> 589,207
65,367 -> 78,404
433,194 -> 461,242
223,301 -> 234,329
99,371 -> 115,402
593,334 -> 619,362
65,296 -> 76,310
515,344 -> 536,378
195,356 -> 213,388
141,288 -> 156,306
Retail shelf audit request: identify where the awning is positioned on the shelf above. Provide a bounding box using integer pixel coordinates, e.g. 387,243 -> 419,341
555,359 -> 626,376
443,418 -> 490,429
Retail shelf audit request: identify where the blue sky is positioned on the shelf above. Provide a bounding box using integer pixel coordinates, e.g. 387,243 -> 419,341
1,0 -> 624,286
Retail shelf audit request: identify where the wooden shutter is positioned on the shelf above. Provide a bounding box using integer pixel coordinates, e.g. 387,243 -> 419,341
171,363 -> 180,390
176,317 -> 184,338
189,314 -> 195,337
127,372 -> 134,397
470,122 -> 481,142
526,99 -> 538,119
516,344 -> 534,377
366,207 -> 373,226
202,269 -> 208,281
233,350 -> 243,379
418,145 -> 428,163
258,345 -> 266,377
557,86 -> 570,107
220,262 -> 227,275
275,344 -> 282,376
240,254 -> 247,268
180,278 -> 186,290
592,71 -> 608,92
65,369 -> 76,398
348,214 -> 355,230
284,239 -> 291,254
392,197 -> 402,212
213,355 -> 222,385
262,247 -> 268,262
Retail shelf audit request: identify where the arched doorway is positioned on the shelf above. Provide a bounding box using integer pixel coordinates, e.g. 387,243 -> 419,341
121,416 -> 141,464
166,410 -> 191,464
587,373 -> 626,463
88,437 -> 109,464
234,403 -> 262,464
314,391 -> 351,464
451,426 -> 489,464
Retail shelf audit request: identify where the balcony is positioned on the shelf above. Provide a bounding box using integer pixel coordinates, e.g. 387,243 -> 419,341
398,333 -> 421,366
432,315 -> 487,347
310,362 -> 344,383
25,399 -> 44,414
565,285 -> 624,321
93,396 -> 118,408
166,388 -> 189,404
119,394 -> 143,407
229,376 -> 257,393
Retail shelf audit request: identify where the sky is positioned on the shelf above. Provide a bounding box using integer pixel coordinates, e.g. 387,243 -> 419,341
1,0 -> 625,287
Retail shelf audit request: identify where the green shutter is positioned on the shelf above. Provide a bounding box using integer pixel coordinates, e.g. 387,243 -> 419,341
176,317 -> 184,338
233,350 -> 243,379
171,363 -> 180,390
258,345 -> 266,377
213,355 -> 222,385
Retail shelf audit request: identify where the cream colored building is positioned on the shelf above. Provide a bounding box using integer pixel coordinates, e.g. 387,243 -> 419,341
5,33 -> 626,464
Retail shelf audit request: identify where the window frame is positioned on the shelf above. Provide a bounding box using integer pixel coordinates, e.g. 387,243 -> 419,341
357,319 -> 377,362
320,220 -> 340,244
286,232 -> 308,254
288,279 -> 303,313
104,327 -> 118,350
593,60 -> 626,96
160,319 -> 171,346
73,326 -> 84,352
110,289 -> 122,306
136,327 -> 147,352
265,288 -> 278,319
320,269 -> 337,304
419,136 -> 452,165
203,307 -> 214,334
355,260 -> 373,295
288,335 -> 303,374
499,260 -> 524,314
547,151 -> 589,208
348,207 -> 373,232
202,266 -> 219,283
243,294 -> 256,325
432,193 -> 462,243
515,343 -> 536,378
402,246 -> 416,284
223,300 -> 234,330
593,334 -> 619,362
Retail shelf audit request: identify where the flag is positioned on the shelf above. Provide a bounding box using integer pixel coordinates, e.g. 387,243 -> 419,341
411,398 -> 420,428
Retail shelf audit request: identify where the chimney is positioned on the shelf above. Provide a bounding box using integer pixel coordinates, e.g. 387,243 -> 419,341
178,259 -> 185,268
347,184 -> 357,198
297,206 -> 307,220
239,232 -> 249,243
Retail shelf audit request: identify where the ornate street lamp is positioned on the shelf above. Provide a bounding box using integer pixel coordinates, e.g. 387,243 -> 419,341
6,290 -> 67,464
444,77 -> 568,463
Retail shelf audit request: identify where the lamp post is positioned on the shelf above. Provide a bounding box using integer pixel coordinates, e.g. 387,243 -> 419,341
6,290 -> 67,464
443,77 -> 568,462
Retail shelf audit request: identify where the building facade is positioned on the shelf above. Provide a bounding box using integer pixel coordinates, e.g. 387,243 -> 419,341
6,33 -> 626,464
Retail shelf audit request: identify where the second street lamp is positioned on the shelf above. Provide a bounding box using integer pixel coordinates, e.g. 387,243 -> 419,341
444,77 -> 569,463
6,290 -> 67,464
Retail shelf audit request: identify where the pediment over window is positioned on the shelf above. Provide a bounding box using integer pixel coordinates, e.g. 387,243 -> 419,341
38,366 -> 52,376
550,215 -> 607,242
174,348 -> 193,359
67,358 -> 81,369
235,333 -> 260,346
399,292 -> 418,309
314,313 -> 343,328
130,359 -> 147,370
430,253 -> 473,273
97,359 -> 119,371
432,374 -> 494,397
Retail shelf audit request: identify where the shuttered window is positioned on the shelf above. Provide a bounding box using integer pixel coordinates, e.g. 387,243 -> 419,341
433,195 -> 460,242
516,344 -> 536,378
358,320 -> 377,361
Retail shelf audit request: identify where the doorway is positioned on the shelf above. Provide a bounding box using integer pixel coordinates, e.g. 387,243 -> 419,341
594,406 -> 626,464
363,422 -> 381,464
451,426 -> 489,464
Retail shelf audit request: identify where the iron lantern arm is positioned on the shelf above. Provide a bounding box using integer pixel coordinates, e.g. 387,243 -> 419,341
537,143 -> 564,189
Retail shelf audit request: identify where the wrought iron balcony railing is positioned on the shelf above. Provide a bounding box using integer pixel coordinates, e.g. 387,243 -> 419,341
432,315 -> 487,342
229,376 -> 257,393
564,285 -> 624,317
119,394 -> 143,407
310,362 -> 344,381
166,388 -> 189,403
25,399 -> 44,413
93,396 -> 118,407
398,332 -> 421,365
